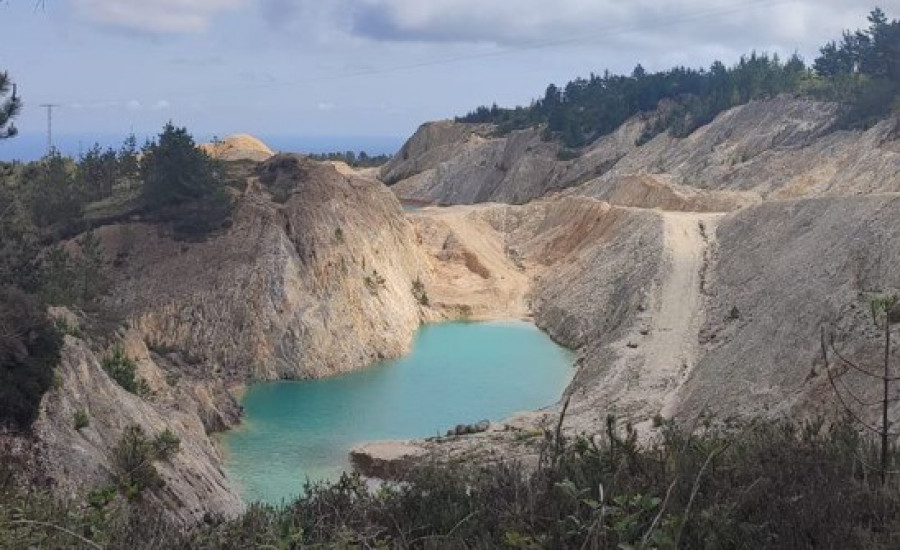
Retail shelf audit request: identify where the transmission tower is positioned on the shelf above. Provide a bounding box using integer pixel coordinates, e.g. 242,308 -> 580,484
39,103 -> 59,153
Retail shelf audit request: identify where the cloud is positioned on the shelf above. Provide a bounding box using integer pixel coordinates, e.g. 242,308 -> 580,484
346,0 -> 868,47
74,0 -> 246,33
317,102 -> 336,111
126,99 -> 142,111
153,100 -> 171,110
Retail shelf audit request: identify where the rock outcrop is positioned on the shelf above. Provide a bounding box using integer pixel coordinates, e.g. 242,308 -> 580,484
672,194 -> 900,424
32,333 -> 242,525
20,95 -> 900,517
16,154 -> 435,521
384,97 -> 900,210
99,155 -> 430,381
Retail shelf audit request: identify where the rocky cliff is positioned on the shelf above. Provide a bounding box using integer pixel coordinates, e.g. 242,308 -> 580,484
32,330 -> 242,525
353,98 -> 900,475
19,96 -> 900,517
99,155 -> 430,381
13,155 -> 435,522
384,97 -> 900,211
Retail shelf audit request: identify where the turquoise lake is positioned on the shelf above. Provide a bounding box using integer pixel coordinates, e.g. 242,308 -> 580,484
222,321 -> 574,504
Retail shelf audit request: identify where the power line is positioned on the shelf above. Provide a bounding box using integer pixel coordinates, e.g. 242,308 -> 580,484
51,0 -> 799,109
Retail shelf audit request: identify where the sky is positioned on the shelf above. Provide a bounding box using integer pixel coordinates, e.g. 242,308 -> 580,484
0,0 -> 890,157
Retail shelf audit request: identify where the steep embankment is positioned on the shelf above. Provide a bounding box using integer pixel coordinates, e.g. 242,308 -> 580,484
384,97 -> 900,210
353,201 -> 714,472
672,194 -> 900,424
99,155 -> 430,381
32,329 -> 242,525
16,155 -> 435,522
403,198 -> 676,424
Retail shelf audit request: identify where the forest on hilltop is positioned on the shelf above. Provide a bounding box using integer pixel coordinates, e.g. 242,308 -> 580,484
458,8 -> 900,148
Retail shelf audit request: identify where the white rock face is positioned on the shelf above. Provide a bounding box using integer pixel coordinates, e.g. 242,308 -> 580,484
384,97 -> 900,209
101,155 -> 430,381
16,98 -> 900,517
15,155 -> 435,521
34,334 -> 242,525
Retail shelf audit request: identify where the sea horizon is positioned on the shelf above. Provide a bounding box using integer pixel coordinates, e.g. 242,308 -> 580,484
0,133 -> 405,162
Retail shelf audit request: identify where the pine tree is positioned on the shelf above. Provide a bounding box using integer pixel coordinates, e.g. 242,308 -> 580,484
141,122 -> 215,207
0,71 -> 21,139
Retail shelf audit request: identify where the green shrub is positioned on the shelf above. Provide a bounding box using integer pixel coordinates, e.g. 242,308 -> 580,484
411,277 -> 429,306
0,286 -> 62,431
101,346 -> 149,396
3,417 -> 900,548
73,409 -> 89,430
112,425 -> 181,500
39,231 -> 106,307
152,429 -> 180,461
166,416 -> 900,549
556,147 -> 581,161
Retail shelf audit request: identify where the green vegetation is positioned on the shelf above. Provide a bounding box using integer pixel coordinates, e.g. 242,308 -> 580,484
412,277 -> 429,306
73,409 -> 89,431
112,425 -> 181,500
141,123 -> 233,240
0,287 -> 62,431
0,107 -> 235,428
39,231 -> 106,307
3,416 -> 900,548
459,9 -> 900,147
101,346 -> 149,396
308,150 -> 392,167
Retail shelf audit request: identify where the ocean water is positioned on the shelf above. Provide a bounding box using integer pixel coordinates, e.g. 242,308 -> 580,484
0,133 -> 404,162
222,321 -> 574,504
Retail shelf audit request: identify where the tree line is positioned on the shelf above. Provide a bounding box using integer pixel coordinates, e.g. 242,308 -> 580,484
458,8 -> 900,148
307,150 -> 392,168
0,121 -> 228,431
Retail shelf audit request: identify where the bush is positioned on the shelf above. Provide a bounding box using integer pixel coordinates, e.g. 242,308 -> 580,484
364,270 -> 386,294
152,429 -> 180,461
181,417 -> 900,549
412,277 -> 429,306
112,425 -> 181,500
556,147 -> 581,161
2,417 -> 900,548
73,409 -> 89,430
101,346 -> 149,396
112,425 -> 162,500
39,231 -> 106,307
0,286 -> 62,431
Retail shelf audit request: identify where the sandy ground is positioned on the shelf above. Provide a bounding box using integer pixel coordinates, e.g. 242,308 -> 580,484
637,212 -> 722,428
409,206 -> 533,320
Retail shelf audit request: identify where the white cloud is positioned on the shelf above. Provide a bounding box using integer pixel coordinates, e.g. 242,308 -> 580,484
346,0 -> 870,47
153,99 -> 171,110
126,99 -> 142,110
75,0 -> 246,33
317,102 -> 336,111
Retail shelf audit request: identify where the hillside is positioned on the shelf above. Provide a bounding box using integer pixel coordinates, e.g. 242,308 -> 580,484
383,96 -> 900,208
